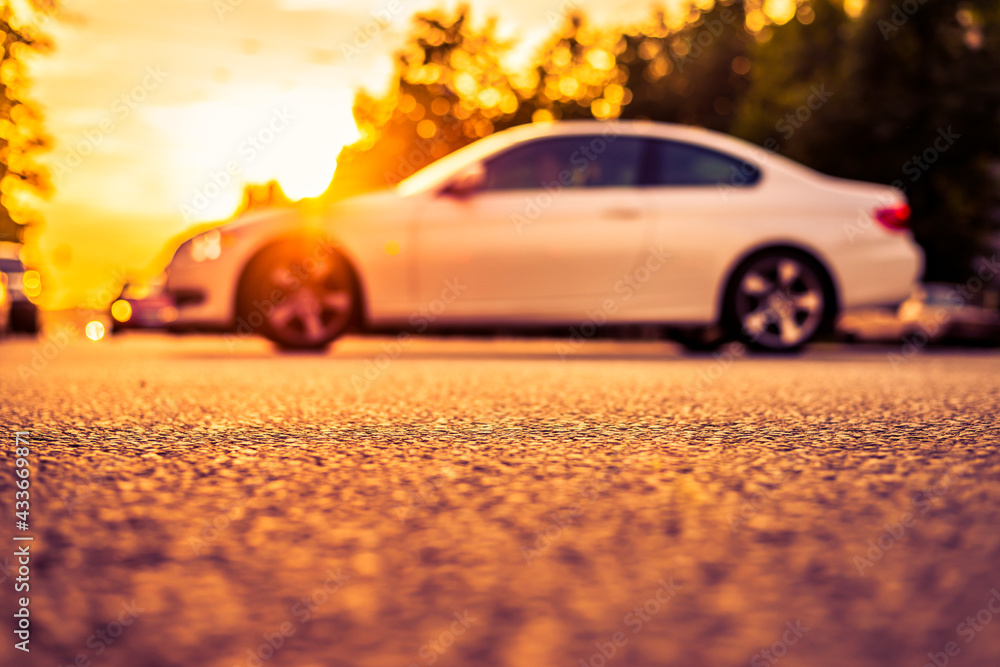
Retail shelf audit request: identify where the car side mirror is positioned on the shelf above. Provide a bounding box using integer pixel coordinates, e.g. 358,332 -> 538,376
442,163 -> 485,198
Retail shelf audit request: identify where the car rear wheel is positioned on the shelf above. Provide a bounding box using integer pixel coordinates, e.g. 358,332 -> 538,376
726,251 -> 830,352
238,240 -> 356,351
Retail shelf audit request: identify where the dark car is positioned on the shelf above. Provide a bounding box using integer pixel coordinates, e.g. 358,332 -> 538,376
0,244 -> 40,335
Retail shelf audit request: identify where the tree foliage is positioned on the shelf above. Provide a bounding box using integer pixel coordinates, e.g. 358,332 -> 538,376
236,180 -> 292,215
329,7 -> 526,198
0,0 -> 55,243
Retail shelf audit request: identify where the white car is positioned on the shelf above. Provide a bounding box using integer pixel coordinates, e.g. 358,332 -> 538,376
164,120 -> 922,351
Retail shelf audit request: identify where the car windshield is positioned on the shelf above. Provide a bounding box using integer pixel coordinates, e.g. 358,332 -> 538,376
395,128 -> 538,196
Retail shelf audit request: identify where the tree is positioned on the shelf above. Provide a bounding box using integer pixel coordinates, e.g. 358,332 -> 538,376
327,5 -> 524,198
618,0 -> 752,131
517,12 -> 623,122
236,180 -> 292,214
731,0 -> 853,145
0,0 -> 55,243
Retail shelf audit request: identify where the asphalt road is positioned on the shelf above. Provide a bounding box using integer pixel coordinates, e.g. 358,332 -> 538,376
1,333 -> 999,667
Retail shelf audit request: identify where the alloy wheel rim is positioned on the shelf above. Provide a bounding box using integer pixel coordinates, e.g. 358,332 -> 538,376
736,257 -> 824,349
264,259 -> 353,345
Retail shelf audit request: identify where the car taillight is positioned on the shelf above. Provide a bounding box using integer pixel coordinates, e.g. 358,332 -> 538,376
874,203 -> 911,231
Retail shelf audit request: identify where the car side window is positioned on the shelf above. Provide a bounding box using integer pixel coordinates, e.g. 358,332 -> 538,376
481,136 -> 645,191
645,140 -> 760,187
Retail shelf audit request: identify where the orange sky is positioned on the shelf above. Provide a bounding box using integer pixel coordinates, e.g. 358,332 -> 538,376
25,0 -> 682,308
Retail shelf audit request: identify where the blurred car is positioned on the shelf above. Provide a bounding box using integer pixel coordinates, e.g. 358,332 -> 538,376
164,120 -> 923,351
0,242 -> 40,334
898,283 -> 1000,345
110,276 -> 178,332
839,282 -> 1000,346
0,269 -> 10,334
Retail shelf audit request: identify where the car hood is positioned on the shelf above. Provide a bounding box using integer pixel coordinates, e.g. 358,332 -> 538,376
218,189 -> 406,236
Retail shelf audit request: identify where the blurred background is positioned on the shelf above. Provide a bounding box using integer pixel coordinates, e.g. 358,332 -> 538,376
0,0 -> 998,341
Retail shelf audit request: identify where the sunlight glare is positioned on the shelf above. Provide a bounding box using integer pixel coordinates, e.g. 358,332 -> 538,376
147,87 -> 360,223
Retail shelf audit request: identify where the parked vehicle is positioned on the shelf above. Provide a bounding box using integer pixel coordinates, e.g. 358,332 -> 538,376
110,276 -> 178,333
0,269 -> 10,334
0,242 -> 40,335
164,120 -> 923,351
898,283 -> 1000,345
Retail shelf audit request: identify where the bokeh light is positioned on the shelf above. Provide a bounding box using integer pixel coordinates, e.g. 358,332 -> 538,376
22,269 -> 41,298
111,300 -> 133,323
85,320 -> 105,341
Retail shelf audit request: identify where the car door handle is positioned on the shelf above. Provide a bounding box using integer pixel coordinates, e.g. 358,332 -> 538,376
602,208 -> 642,220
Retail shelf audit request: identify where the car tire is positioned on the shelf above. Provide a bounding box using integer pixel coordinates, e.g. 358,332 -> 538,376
723,250 -> 834,352
237,239 -> 357,351
9,302 -> 39,334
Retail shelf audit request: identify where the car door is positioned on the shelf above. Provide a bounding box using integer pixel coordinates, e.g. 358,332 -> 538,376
412,134 -> 652,322
634,138 -> 764,321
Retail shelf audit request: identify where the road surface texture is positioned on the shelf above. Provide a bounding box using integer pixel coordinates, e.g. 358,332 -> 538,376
1,333 -> 999,667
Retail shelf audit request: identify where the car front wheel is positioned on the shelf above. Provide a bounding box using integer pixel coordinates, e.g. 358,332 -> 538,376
238,240 -> 357,351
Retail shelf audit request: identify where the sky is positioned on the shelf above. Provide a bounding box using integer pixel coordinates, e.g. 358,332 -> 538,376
24,0 -> 682,308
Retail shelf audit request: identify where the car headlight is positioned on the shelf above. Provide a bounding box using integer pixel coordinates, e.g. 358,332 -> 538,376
189,229 -> 227,262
